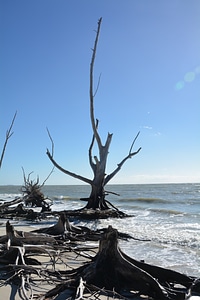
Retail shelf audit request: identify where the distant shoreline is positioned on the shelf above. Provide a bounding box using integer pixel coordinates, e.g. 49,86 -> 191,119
1,182 -> 200,187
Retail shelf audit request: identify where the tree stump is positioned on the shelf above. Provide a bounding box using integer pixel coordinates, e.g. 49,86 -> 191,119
44,225 -> 196,300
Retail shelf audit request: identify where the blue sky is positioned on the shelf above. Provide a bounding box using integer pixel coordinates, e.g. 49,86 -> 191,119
1,0 -> 200,185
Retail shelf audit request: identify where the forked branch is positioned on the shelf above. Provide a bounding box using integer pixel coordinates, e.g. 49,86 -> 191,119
104,132 -> 141,185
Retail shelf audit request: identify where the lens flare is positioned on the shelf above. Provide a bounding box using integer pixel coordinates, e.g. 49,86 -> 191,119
184,72 -> 195,82
195,66 -> 200,74
175,81 -> 185,91
175,65 -> 200,91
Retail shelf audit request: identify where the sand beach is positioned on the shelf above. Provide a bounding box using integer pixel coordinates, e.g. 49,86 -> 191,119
0,221 -> 96,299
0,183 -> 200,299
0,220 -> 133,300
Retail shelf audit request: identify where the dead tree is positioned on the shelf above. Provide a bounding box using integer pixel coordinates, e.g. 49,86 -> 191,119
47,18 -> 141,211
21,168 -> 53,212
0,111 -> 17,169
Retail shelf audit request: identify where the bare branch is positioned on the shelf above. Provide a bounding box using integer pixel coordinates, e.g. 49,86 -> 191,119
22,167 -> 27,185
0,111 -> 17,169
41,167 -> 55,187
90,18 -> 103,149
27,171 -> 34,184
104,190 -> 120,196
21,167 -> 34,187
103,133 -> 113,153
129,131 -> 140,154
46,127 -> 54,156
89,18 -> 114,167
93,73 -> 102,98
89,119 -> 99,173
104,133 -> 141,185
46,148 -> 93,185
46,126 -> 92,185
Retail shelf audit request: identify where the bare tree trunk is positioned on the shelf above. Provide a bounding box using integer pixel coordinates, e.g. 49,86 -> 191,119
87,182 -> 107,210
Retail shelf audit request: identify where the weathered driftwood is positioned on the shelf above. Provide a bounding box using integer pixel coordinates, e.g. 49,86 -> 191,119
6,221 -> 56,246
31,212 -> 134,241
65,207 -> 130,220
0,221 -> 59,266
42,226 -> 197,300
0,172 -> 54,222
0,202 -> 37,220
0,197 -> 22,210
0,221 -> 97,299
0,198 -> 53,220
0,199 -> 130,221
0,223 -> 199,299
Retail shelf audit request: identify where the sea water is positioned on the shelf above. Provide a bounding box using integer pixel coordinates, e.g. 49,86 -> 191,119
0,183 -> 200,277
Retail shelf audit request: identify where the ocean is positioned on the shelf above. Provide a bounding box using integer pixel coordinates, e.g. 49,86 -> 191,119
0,183 -> 200,278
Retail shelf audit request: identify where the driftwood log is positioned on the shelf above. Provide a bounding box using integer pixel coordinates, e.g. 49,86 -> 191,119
31,212 -> 134,241
0,197 -> 50,220
0,221 -> 56,266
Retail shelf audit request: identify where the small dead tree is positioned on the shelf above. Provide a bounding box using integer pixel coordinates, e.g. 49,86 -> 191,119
21,168 -> 53,211
47,18 -> 141,211
0,111 -> 17,169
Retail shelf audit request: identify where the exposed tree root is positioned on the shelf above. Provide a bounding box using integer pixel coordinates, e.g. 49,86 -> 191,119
64,207 -> 131,220
0,222 -> 199,299
31,212 -> 134,241
41,226 -> 197,300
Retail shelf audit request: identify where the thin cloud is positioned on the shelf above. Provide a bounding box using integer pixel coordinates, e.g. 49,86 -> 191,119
154,131 -> 161,136
143,126 -> 152,130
